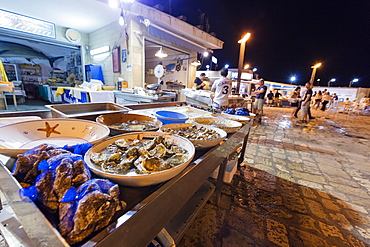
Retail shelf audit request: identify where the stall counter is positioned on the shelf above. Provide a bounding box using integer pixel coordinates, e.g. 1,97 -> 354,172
0,101 -> 254,246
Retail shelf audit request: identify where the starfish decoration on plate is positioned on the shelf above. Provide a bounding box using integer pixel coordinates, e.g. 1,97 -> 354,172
37,122 -> 61,138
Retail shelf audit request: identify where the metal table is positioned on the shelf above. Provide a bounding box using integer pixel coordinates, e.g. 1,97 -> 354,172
0,102 -> 253,247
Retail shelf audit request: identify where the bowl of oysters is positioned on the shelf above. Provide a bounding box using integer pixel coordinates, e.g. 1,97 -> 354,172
96,113 -> 162,135
84,132 -> 195,187
161,123 -> 227,149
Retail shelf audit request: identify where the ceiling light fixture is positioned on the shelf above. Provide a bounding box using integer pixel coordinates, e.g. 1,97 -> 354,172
191,60 -> 201,66
155,47 -> 168,58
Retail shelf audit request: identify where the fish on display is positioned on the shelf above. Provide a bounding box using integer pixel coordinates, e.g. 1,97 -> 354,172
0,41 -> 64,67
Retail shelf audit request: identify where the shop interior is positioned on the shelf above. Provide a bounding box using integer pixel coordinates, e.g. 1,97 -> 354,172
144,40 -> 190,90
0,35 -> 82,102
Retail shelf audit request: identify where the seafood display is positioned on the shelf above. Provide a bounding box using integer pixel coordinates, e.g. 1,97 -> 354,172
162,124 -> 221,140
193,117 -> 242,133
12,143 -> 125,245
108,120 -> 159,131
90,135 -> 189,175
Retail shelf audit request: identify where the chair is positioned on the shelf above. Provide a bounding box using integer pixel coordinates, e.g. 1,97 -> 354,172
0,82 -> 17,111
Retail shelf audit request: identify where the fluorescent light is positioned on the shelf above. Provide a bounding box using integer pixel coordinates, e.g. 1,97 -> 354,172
90,46 -> 110,56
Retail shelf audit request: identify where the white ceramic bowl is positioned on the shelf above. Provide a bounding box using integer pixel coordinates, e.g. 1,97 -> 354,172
0,118 -> 110,158
84,132 -> 195,187
193,117 -> 242,133
160,123 -> 227,149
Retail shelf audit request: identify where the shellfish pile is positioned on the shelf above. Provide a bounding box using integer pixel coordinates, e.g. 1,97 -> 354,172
90,136 -> 189,175
162,124 -> 220,140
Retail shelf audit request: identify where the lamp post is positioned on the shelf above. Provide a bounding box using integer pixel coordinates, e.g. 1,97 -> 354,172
237,33 -> 251,93
349,78 -> 359,87
328,78 -> 336,87
309,63 -> 321,85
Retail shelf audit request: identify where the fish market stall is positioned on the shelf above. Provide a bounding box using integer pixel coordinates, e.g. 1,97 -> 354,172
0,101 -> 254,246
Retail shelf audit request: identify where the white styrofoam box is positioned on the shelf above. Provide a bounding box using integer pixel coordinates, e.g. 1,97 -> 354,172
115,97 -> 125,106
210,160 -> 238,183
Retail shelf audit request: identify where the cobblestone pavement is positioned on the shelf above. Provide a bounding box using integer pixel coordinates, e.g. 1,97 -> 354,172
179,107 -> 370,247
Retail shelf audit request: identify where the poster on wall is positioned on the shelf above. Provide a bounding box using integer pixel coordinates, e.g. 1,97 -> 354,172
112,46 -> 120,73
122,49 -> 127,63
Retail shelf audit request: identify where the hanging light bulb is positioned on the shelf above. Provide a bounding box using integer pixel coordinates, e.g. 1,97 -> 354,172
119,9 -> 125,26
155,47 -> 168,58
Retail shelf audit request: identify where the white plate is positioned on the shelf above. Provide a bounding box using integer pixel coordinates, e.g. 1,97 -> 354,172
213,114 -> 250,124
160,123 -> 227,149
0,118 -> 110,157
193,117 -> 242,133
84,132 -> 195,187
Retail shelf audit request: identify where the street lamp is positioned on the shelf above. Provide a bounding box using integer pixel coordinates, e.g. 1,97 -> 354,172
328,78 -> 336,87
290,76 -> 296,84
237,33 -> 251,93
349,78 -> 359,87
244,64 -> 250,69
225,64 -> 229,69
309,63 -> 321,85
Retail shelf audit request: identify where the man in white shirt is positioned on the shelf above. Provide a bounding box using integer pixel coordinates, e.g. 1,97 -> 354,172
211,68 -> 231,111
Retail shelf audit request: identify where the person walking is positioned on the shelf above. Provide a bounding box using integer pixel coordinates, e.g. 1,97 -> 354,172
211,68 -> 231,112
298,82 -> 313,123
291,87 -> 301,117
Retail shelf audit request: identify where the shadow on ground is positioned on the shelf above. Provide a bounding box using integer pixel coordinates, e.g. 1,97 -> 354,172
179,166 -> 368,247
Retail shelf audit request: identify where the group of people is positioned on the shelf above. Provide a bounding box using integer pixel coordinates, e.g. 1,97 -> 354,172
193,70 -> 267,114
288,83 -> 341,123
194,69 -> 232,112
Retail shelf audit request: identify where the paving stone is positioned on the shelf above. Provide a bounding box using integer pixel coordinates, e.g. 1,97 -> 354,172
297,215 -> 320,233
221,228 -> 257,247
227,207 -> 265,240
329,213 -> 353,231
297,180 -> 324,190
322,198 -> 341,212
305,198 -> 328,220
300,186 -> 317,199
291,171 -> 326,183
355,226 -> 370,240
291,228 -> 329,247
331,183 -> 370,199
324,175 -> 360,188
287,162 -> 304,171
266,219 -> 289,247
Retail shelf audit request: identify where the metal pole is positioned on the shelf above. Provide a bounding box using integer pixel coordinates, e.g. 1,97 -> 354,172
237,42 -> 246,93
349,81 -> 352,87
309,67 -> 317,85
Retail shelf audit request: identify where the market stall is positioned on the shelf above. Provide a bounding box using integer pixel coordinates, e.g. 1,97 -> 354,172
0,101 -> 254,246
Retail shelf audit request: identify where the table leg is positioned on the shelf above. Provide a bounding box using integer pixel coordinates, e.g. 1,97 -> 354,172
215,158 -> 227,205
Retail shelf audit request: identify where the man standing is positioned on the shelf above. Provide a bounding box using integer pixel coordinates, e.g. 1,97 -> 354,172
266,90 -> 274,106
253,79 -> 267,115
274,90 -> 282,107
211,68 -> 231,111
193,73 -> 206,90
298,82 -> 313,123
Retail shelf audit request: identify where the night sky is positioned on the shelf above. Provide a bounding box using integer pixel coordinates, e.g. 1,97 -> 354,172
138,0 -> 370,88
